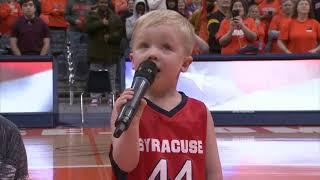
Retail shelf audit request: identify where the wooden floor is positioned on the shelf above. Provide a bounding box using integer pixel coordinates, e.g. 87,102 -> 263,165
22,127 -> 320,180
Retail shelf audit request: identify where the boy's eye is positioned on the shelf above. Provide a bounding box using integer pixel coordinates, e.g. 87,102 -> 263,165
139,43 -> 149,49
162,44 -> 172,51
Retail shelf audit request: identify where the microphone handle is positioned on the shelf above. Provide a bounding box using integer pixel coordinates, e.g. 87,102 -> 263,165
113,77 -> 150,138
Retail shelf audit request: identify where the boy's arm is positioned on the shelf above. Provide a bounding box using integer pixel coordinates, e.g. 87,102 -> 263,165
111,90 -> 146,172
206,109 -> 223,180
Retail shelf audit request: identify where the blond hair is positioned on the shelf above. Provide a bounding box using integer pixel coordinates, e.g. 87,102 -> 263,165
131,10 -> 196,54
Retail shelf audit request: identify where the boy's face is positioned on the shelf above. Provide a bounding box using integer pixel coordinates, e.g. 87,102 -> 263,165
22,1 -> 36,18
130,25 -> 192,91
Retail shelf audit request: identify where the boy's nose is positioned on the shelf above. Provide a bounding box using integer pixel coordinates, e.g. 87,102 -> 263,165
146,47 -> 160,61
148,55 -> 158,61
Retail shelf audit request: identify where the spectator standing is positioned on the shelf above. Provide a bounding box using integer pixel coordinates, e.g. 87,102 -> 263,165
196,0 -> 216,43
65,0 -> 95,80
120,0 -> 134,23
257,0 -> 280,27
216,0 -> 258,54
85,0 -> 123,106
207,0 -> 231,53
278,0 -> 320,53
166,0 -> 178,11
0,0 -> 21,50
189,6 -> 202,34
248,4 -> 267,52
265,0 -> 293,53
126,0 -> 148,42
10,0 -> 50,55
17,0 -> 40,16
177,0 -> 190,17
0,0 -> 22,35
40,0 -> 69,80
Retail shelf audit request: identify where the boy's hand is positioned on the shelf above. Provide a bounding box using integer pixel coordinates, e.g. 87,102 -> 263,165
111,89 -> 147,131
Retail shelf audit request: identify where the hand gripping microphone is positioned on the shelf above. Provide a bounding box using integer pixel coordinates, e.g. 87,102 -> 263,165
113,59 -> 158,138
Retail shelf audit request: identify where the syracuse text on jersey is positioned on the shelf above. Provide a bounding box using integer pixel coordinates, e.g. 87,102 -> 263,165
139,138 -> 204,154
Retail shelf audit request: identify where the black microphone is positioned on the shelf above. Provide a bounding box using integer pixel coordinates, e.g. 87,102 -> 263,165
113,59 -> 158,138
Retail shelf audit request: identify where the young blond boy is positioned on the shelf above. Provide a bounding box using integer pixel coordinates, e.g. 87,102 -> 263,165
110,10 -> 223,180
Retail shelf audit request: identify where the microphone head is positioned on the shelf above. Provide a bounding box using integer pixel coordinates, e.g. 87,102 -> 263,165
134,59 -> 158,84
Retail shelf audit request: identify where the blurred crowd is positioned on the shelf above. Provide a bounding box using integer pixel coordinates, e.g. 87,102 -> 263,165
197,0 -> 320,54
0,0 -> 320,105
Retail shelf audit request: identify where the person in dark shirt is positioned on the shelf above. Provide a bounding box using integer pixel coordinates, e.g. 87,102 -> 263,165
0,115 -> 28,180
10,0 -> 50,55
207,0 -> 231,54
85,0 -> 124,106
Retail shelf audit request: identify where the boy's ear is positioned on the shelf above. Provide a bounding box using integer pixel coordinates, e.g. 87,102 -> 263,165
129,52 -> 135,70
180,56 -> 193,72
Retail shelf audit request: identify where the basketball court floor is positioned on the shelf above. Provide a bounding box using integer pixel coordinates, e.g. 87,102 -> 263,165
23,126 -> 320,180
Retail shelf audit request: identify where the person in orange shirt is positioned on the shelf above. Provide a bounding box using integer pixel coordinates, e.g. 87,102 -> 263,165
278,0 -> 320,53
40,0 -> 68,28
112,0 -> 128,16
258,0 -> 280,32
248,4 -> 267,52
40,0 -> 69,80
258,0 -> 280,21
216,0 -> 258,54
0,0 -> 21,50
0,0 -> 21,35
265,0 -> 293,53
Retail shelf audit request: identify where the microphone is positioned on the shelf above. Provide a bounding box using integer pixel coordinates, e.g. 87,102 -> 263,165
113,59 -> 158,138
